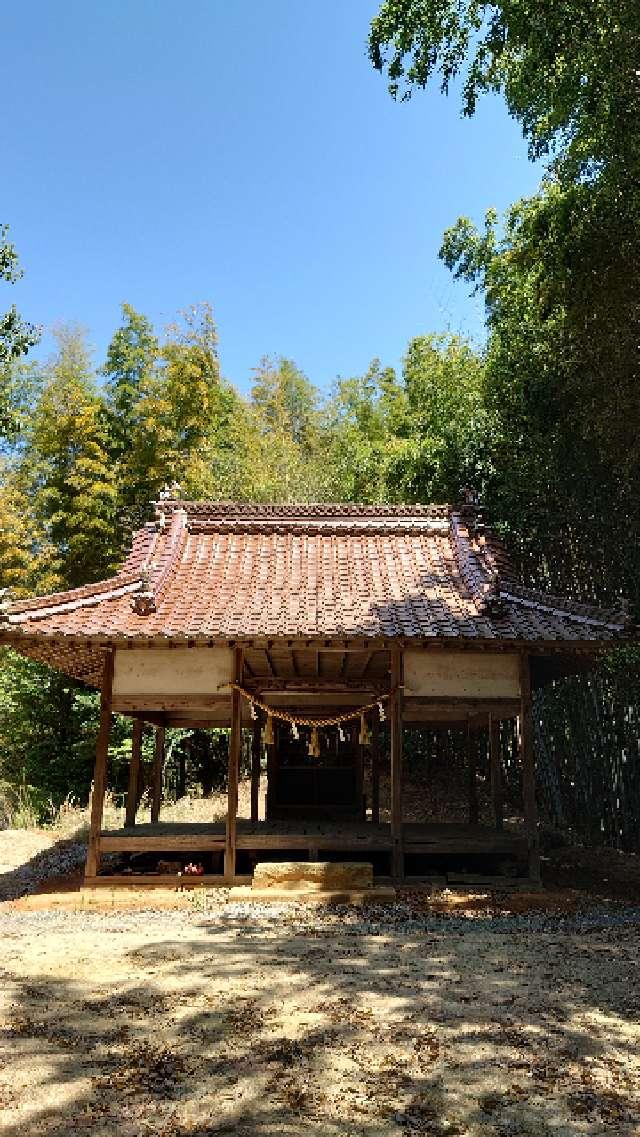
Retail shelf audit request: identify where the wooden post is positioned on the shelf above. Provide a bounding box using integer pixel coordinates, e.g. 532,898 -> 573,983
85,650 -> 115,879
250,716 -> 262,822
356,717 -> 366,820
150,725 -> 166,823
225,647 -> 243,882
265,721 -> 276,820
466,719 -> 479,826
125,719 -> 143,827
370,709 -> 380,824
489,713 -> 504,831
390,648 -> 404,881
519,654 -> 540,882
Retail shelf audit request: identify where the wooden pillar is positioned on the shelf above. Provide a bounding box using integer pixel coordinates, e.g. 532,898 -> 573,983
150,725 -> 166,823
250,716 -> 262,822
370,709 -> 380,824
355,718 -> 366,820
225,647 -> 243,882
85,650 -> 115,879
265,721 -> 276,820
125,718 -> 143,827
519,654 -> 540,882
390,648 -> 404,881
489,713 -> 504,831
466,719 -> 479,826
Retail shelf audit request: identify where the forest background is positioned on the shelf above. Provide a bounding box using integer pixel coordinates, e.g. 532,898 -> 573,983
0,0 -> 638,849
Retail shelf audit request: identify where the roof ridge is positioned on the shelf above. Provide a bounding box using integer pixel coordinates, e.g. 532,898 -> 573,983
500,582 -> 628,629
6,525 -> 159,618
187,519 -> 451,536
158,500 -> 453,520
449,510 -> 498,608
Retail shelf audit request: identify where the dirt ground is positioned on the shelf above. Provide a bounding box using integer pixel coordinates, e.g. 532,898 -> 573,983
2,785 -> 640,1136
1,897 -> 639,1137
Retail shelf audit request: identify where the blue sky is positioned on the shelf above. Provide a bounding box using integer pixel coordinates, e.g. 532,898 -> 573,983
4,0 -> 541,393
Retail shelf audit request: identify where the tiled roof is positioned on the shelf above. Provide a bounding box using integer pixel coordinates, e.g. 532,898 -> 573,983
0,501 -> 630,685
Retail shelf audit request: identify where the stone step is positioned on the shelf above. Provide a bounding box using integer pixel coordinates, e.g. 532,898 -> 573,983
252,860 -> 374,891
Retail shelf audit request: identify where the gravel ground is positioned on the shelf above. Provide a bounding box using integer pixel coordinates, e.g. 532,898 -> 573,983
1,900 -> 639,1137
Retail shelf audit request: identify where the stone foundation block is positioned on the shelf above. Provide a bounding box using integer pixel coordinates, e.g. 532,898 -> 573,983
252,860 -> 374,891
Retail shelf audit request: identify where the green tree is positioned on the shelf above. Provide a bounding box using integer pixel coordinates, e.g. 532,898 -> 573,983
324,340 -> 486,505
0,465 -> 36,597
122,303 -> 238,506
0,653 -> 100,813
369,0 -> 640,179
30,326 -> 117,589
393,333 -> 488,502
439,185 -> 640,611
324,361 -> 406,503
0,225 -> 40,437
103,302 -> 159,460
231,356 -> 333,501
251,356 -> 320,447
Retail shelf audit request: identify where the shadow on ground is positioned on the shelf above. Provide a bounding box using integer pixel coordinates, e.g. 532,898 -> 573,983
1,901 -> 639,1136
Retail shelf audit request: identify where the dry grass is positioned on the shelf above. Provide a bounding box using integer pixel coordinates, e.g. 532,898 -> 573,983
49,780 -> 261,842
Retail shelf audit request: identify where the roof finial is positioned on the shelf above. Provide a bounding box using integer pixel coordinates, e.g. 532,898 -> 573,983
460,485 -> 480,507
158,481 -> 182,501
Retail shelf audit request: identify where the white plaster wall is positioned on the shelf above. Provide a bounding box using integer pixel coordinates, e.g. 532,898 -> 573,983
403,650 -> 520,698
113,647 -> 233,695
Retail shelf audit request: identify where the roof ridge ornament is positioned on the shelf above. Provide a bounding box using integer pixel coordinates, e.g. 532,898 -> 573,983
158,481 -> 182,501
483,573 -> 507,619
0,588 -> 13,624
130,567 -> 156,616
460,485 -> 480,507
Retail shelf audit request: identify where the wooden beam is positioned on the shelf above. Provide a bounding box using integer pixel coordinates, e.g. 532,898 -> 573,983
489,713 -> 504,831
101,833 -> 226,853
290,649 -> 299,677
390,648 -> 404,880
125,719 -> 143,827
245,677 -> 382,692
406,695 -> 521,707
150,725 -> 166,824
263,647 -> 275,676
250,716 -> 262,822
466,719 -> 479,826
128,711 -> 166,726
85,650 -> 115,879
113,694 -> 229,713
519,654 -> 540,882
225,646 -> 243,881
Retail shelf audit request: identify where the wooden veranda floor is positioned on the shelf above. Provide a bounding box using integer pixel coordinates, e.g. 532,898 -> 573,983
100,819 -> 527,857
90,820 -> 535,889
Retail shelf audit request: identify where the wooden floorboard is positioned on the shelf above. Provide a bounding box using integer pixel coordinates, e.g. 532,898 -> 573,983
100,819 -> 526,858
101,833 -> 226,852
84,874 -> 251,889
